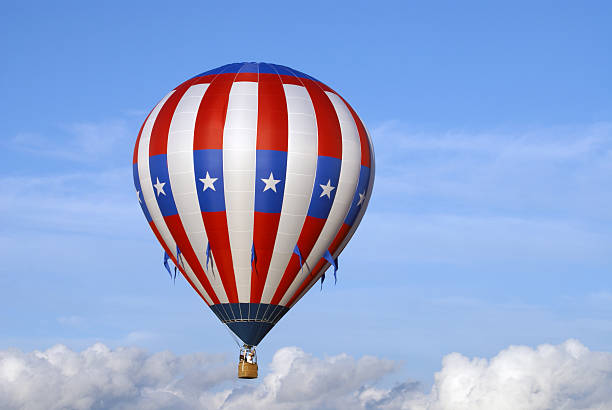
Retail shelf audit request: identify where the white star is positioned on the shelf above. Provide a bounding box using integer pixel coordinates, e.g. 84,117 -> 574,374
136,190 -> 142,203
357,192 -> 365,206
319,179 -> 335,199
199,172 -> 218,191
153,177 -> 166,196
261,172 -> 281,192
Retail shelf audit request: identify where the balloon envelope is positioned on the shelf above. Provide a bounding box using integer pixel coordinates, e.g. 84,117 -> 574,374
133,62 -> 374,346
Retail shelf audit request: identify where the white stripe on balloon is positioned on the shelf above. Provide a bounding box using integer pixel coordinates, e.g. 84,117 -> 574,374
280,91 -> 361,305
166,83 -> 230,304
138,90 -> 213,305
289,122 -> 375,308
260,84 -> 319,305
223,81 -> 258,304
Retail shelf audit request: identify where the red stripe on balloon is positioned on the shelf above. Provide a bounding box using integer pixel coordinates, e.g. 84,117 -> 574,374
191,71 -> 240,303
148,79 -> 199,157
132,112 -> 150,165
276,74 -> 303,86
234,72 -> 258,82
286,222 -> 351,307
201,211 -> 239,303
284,88 -> 372,306
148,220 -> 211,306
256,73 -> 288,152
315,82 -> 334,93
250,73 -> 289,303
315,84 -> 371,167
339,96 -> 371,167
301,78 -> 342,159
163,215 -> 221,305
270,216 -> 326,305
269,78 -> 344,305
193,73 -> 236,150
135,75 -> 214,163
251,212 -> 281,303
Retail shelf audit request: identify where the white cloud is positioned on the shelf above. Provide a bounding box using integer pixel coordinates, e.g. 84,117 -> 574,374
0,343 -> 233,410
221,347 -> 397,409
1,340 -> 611,410
425,339 -> 612,410
360,340 -> 612,410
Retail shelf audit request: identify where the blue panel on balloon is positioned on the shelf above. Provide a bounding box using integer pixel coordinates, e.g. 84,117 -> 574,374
219,304 -> 232,321
238,62 -> 258,73
255,150 -> 287,213
249,303 -> 262,319
193,149 -> 226,212
272,306 -> 289,323
227,322 -> 274,346
307,156 -> 341,219
230,303 -> 241,320
149,154 -> 178,217
258,63 -> 279,74
199,63 -> 241,77
269,64 -> 296,77
239,303 -> 250,320
255,304 -> 270,321
344,165 -> 371,226
211,303 -> 289,346
286,67 -> 320,83
192,63 -> 231,78
192,62 -> 322,82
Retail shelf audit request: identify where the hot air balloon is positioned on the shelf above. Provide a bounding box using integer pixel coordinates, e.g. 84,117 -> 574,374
132,62 -> 374,378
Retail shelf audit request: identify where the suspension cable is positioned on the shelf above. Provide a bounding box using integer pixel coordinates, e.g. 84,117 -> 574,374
220,322 -> 242,348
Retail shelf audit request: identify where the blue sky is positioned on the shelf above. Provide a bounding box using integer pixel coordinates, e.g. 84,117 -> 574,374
1,0 -> 612,405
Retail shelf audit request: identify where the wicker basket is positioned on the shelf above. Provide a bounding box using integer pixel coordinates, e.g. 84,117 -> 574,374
238,361 -> 258,379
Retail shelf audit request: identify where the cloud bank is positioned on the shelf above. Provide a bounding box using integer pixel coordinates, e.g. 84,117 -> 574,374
0,340 -> 611,410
